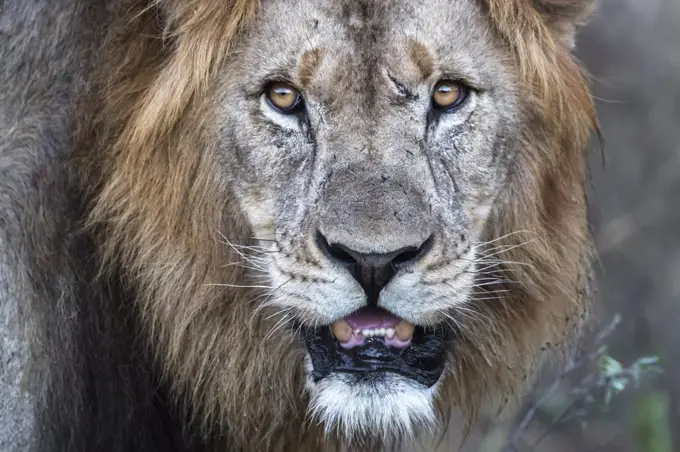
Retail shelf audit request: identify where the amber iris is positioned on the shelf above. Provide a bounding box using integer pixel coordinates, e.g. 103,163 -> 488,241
266,82 -> 302,113
432,80 -> 467,110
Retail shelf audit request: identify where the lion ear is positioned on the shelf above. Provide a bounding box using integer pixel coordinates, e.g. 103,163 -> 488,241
535,0 -> 596,48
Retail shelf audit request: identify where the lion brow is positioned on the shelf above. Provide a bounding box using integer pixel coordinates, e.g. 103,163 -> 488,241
299,48 -> 324,88
407,38 -> 433,80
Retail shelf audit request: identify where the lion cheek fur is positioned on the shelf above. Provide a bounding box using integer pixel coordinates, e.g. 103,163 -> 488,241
2,0 -> 598,451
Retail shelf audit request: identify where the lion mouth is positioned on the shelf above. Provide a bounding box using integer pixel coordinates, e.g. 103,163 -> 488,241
302,307 -> 449,387
331,307 -> 416,349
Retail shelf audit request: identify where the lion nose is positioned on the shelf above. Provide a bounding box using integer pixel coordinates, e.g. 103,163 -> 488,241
316,232 -> 433,305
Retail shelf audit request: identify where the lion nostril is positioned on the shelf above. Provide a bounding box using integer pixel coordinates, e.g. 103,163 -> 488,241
316,232 -> 355,266
391,236 -> 433,266
392,237 -> 432,265
391,247 -> 419,265
327,244 -> 356,265
315,231 -> 433,304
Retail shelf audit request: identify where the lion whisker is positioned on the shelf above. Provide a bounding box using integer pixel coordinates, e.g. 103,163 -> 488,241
439,311 -> 465,332
471,280 -> 512,287
265,309 -> 289,321
475,259 -> 533,271
474,236 -> 534,250
220,253 -> 292,275
293,319 -> 306,338
203,282 -> 273,289
250,235 -> 278,242
446,305 -> 494,330
473,262 -> 505,273
477,268 -> 522,279
218,242 -> 279,254
264,310 -> 295,341
472,288 -> 512,295
475,242 -> 535,259
216,230 -> 279,269
252,297 -> 280,315
250,277 -> 294,321
467,294 -> 508,302
223,257 -> 268,271
472,229 -> 535,246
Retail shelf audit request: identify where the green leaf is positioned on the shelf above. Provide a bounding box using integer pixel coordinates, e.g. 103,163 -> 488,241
635,356 -> 660,366
600,355 -> 623,377
610,378 -> 627,392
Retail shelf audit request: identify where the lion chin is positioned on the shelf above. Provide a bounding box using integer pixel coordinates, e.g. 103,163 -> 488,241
301,306 -> 447,439
307,366 -> 441,440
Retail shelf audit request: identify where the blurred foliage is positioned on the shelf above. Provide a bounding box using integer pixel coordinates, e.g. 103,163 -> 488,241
600,355 -> 662,407
502,315 -> 666,452
634,392 -> 673,452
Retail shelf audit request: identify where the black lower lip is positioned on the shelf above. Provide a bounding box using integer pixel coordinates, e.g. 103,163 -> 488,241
302,324 -> 450,387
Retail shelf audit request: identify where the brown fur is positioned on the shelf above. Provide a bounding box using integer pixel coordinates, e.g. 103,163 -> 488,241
407,39 -> 434,80
299,48 -> 324,89
74,0 -> 598,449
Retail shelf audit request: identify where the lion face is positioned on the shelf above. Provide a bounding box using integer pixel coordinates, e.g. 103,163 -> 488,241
215,0 -> 521,436
84,0 -> 595,446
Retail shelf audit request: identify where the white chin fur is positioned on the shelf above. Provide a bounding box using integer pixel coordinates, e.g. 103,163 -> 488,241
305,359 -> 440,442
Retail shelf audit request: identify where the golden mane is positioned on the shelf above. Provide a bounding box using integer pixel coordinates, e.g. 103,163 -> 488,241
75,0 -> 598,449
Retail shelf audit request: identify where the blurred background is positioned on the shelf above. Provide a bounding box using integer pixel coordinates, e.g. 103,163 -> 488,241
510,0 -> 679,450
573,0 -> 679,449
432,1 -> 680,451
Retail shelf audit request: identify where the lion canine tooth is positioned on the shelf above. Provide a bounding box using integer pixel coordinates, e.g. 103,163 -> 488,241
331,320 -> 353,343
395,320 -> 415,341
386,328 -> 395,339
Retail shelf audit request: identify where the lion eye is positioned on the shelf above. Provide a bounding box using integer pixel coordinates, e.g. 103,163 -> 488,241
432,80 -> 468,111
265,82 -> 303,113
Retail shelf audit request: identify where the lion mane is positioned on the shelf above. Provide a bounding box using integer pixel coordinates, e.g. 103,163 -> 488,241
5,0 -> 598,450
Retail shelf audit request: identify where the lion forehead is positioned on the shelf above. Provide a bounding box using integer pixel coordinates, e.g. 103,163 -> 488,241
236,0 -> 505,93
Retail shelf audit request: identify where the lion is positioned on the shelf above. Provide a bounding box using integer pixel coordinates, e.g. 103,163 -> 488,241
0,0 -> 598,450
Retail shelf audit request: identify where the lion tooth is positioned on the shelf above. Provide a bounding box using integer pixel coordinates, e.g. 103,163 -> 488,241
395,320 -> 415,341
346,327 -> 402,339
331,320 -> 353,343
